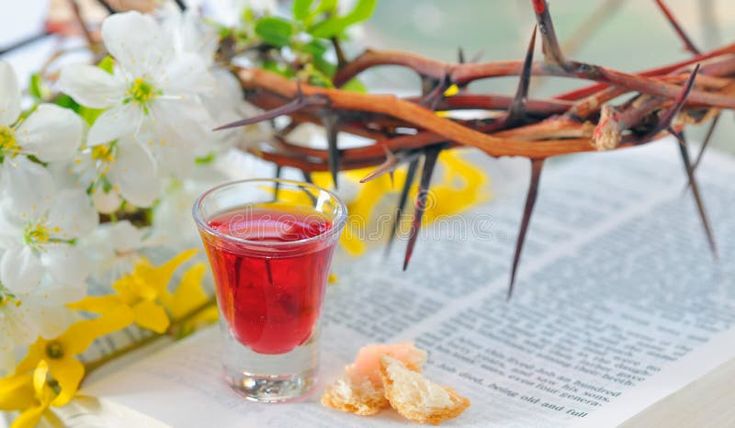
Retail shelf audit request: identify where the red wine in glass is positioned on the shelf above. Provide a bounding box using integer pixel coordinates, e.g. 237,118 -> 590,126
194,179 -> 346,402
204,205 -> 336,354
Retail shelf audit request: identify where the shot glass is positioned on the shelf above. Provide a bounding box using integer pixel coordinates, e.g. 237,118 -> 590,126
193,179 -> 347,402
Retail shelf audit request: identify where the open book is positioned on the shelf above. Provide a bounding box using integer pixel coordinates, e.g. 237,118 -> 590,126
69,140 -> 735,427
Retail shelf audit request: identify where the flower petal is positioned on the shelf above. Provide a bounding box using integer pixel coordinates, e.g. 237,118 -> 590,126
132,300 -> 170,333
160,54 -> 215,97
106,220 -> 144,252
0,246 -> 42,294
101,11 -> 173,77
87,103 -> 142,147
9,402 -> 47,428
46,189 -> 98,240
148,99 -> 212,177
15,104 -> 83,162
0,296 -> 38,347
2,157 -> 54,216
0,61 -> 21,126
58,64 -> 125,109
108,140 -> 160,207
41,244 -> 90,287
0,372 -> 34,410
150,98 -> 212,147
68,295 -> 121,315
62,306 -> 135,356
33,305 -> 75,340
48,357 -> 84,406
91,186 -> 122,214
166,263 -> 208,318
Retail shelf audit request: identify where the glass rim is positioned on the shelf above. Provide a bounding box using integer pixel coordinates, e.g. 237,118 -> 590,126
192,178 -> 348,249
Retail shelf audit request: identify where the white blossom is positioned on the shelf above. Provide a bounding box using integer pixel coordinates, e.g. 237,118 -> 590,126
0,61 -> 83,213
0,188 -> 98,294
0,280 -> 82,374
59,11 -> 216,178
83,220 -> 150,283
74,133 -> 160,210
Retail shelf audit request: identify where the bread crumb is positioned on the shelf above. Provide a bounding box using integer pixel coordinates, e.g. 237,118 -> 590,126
380,356 -> 470,425
321,343 -> 427,416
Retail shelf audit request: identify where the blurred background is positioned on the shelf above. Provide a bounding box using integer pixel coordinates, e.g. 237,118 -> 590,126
2,0 -> 734,150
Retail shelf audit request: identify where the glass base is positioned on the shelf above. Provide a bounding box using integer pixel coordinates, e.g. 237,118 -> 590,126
225,369 -> 316,403
220,323 -> 319,402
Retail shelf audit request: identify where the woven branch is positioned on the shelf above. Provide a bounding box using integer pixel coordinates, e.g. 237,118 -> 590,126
226,0 -> 735,295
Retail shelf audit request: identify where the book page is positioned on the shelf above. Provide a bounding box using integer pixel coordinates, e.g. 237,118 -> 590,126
84,139 -> 735,427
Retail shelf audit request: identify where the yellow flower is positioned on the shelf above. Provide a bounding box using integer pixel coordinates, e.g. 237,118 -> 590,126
0,361 -> 56,428
11,306 -> 133,408
413,150 -> 490,224
0,308 -> 132,428
318,150 -> 490,255
159,262 -> 218,338
71,249 -> 197,333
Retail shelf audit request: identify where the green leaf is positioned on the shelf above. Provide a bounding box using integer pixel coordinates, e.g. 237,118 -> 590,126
195,152 -> 216,165
342,78 -> 367,93
28,73 -> 44,100
344,0 -> 378,23
255,17 -> 294,47
54,94 -> 81,113
79,106 -> 104,125
99,175 -> 113,193
302,40 -> 328,57
315,0 -> 337,14
98,55 -> 115,74
313,55 -> 336,77
293,0 -> 314,20
309,0 -> 376,38
262,59 -> 295,77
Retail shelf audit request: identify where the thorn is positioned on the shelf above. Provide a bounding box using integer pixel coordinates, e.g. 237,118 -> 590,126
0,31 -> 49,56
321,113 -> 341,189
360,149 -> 421,184
672,130 -> 718,259
507,25 -> 538,124
384,146 -> 397,187
531,0 -> 568,69
420,74 -> 449,110
421,77 -> 437,97
508,158 -> 545,299
213,96 -> 326,131
273,164 -> 283,201
637,64 -> 700,143
691,112 -> 720,172
653,0 -> 701,55
403,146 -> 442,271
385,158 -> 420,258
458,47 -> 466,64
660,63 -> 700,128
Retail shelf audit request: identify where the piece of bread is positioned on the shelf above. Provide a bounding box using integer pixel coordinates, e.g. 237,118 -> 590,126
380,356 -> 470,425
321,342 -> 427,415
